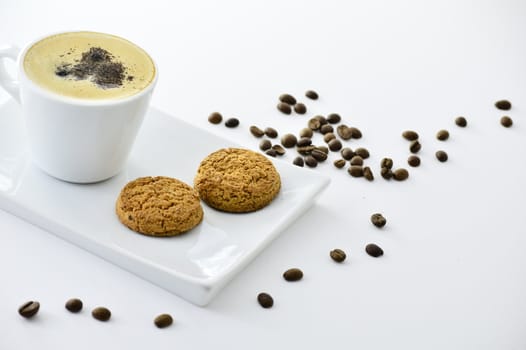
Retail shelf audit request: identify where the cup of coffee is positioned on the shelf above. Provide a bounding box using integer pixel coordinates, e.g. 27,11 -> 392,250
0,31 -> 157,183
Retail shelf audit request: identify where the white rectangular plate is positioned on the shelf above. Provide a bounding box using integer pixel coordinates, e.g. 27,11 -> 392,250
0,99 -> 330,306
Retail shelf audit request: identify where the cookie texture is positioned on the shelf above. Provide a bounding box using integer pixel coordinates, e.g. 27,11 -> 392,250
194,148 -> 281,213
116,176 -> 203,237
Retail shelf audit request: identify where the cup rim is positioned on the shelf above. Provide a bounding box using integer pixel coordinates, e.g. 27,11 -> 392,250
18,30 -> 158,106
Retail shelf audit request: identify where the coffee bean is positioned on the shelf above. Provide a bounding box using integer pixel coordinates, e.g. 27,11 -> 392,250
365,243 -> 384,257
436,150 -> 448,162
208,112 -> 222,124
402,130 -> 419,141
297,145 -> 316,155
407,155 -> 420,167
18,301 -> 40,318
333,159 -> 346,168
249,125 -> 265,138
308,118 -> 321,130
277,102 -> 292,115
281,133 -> 297,148
257,293 -> 274,308
328,139 -> 342,151
299,128 -> 313,138
348,165 -> 364,177
370,213 -> 386,228
354,147 -> 370,159
337,125 -> 353,140
327,113 -> 341,124
350,155 -> 363,166
349,127 -> 362,139
92,307 -> 111,322
314,115 -> 328,125
297,137 -> 312,147
264,127 -> 278,138
363,166 -> 374,181
316,146 -> 329,154
305,90 -> 319,100
330,249 -> 346,263
283,268 -> 303,281
392,168 -> 409,181
279,93 -> 297,105
293,156 -> 304,167
294,103 -> 307,114
311,149 -> 328,161
65,298 -> 83,313
436,129 -> 449,141
381,167 -> 393,180
455,116 -> 467,127
380,157 -> 393,169
154,314 -> 173,328
259,139 -> 272,151
265,149 -> 277,157
225,118 -> 239,128
323,132 -> 336,143
500,116 -> 513,127
272,144 -> 286,155
341,147 -> 354,160
495,99 -> 511,110
409,140 -> 421,153
320,124 -> 334,135
305,155 -> 318,167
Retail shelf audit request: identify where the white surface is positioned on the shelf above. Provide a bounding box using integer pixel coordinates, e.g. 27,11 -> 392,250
0,0 -> 525,349
0,99 -> 329,306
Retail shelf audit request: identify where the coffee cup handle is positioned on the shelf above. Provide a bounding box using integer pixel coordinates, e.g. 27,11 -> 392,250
0,45 -> 21,103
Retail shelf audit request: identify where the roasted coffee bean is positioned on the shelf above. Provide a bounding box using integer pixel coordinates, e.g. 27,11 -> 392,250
281,133 -> 297,148
380,157 -> 393,169
305,155 -> 318,167
294,103 -> 307,114
279,93 -> 297,105
299,128 -> 313,138
501,116 -> 513,127
18,301 -> 40,318
225,118 -> 239,128
297,145 -> 316,155
264,127 -> 278,138
293,156 -> 304,167
354,147 -> 370,159
277,102 -> 292,115
330,249 -> 346,263
392,168 -> 409,181
207,112 -> 222,124
370,213 -> 387,228
283,268 -> 303,281
348,165 -> 364,177
407,155 -> 421,167
308,118 -> 321,130
436,129 -> 449,141
328,139 -> 342,151
495,99 -> 511,110
265,149 -> 277,157
92,307 -> 111,322
316,146 -> 329,154
272,144 -> 286,155
65,298 -> 83,313
350,155 -> 363,166
249,125 -> 265,138
409,140 -> 421,153
257,293 -> 274,308
341,147 -> 354,160
297,137 -> 312,147
436,150 -> 448,162
320,124 -> 334,134
381,167 -> 393,180
365,243 -> 384,257
455,116 -> 467,127
259,139 -> 272,151
311,149 -> 328,161
349,127 -> 362,139
333,159 -> 346,168
402,130 -> 419,141
337,125 -> 352,140
327,113 -> 341,124
323,132 -> 336,143
305,90 -> 319,100
154,314 -> 173,328
363,166 -> 374,181
314,115 -> 328,125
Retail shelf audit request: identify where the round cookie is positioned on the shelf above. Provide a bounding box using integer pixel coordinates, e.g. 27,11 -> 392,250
194,148 -> 281,213
116,176 -> 203,237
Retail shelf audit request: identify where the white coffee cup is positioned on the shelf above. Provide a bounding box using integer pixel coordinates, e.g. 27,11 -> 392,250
0,31 -> 157,183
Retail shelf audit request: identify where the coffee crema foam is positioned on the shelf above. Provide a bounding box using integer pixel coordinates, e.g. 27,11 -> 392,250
23,31 -> 155,100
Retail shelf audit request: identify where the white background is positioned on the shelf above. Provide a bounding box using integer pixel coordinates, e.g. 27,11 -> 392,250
1,0 -> 525,349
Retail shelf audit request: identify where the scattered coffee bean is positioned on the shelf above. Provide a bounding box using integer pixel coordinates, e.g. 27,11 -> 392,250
337,125 -> 353,140
305,90 -> 319,100
259,139 -> 272,151
350,155 -> 363,166
328,139 -> 342,151
65,298 -> 83,313
354,147 -> 370,159
436,129 -> 449,141
370,213 -> 387,228
297,137 -> 312,147
299,128 -> 313,138
265,149 -> 277,157
407,155 -> 421,167
330,249 -> 346,263
500,116 -> 513,127
333,159 -> 346,168
327,113 -> 341,124
297,145 -> 316,155
341,147 -> 355,160
294,103 -> 307,114
495,99 -> 511,110
308,118 -> 321,130
257,293 -> 274,308
311,149 -> 328,161
154,313 -> 173,328
92,307 -> 111,322
363,166 -> 374,181
305,155 -> 318,167
281,133 -> 297,148
380,158 -> 393,169
283,268 -> 303,281
18,301 -> 40,318
455,116 -> 467,127
348,165 -> 364,177
225,118 -> 239,128
323,132 -> 336,143
277,102 -> 292,115
272,144 -> 286,155
381,167 -> 393,180
314,115 -> 328,125
293,156 -> 304,167
402,130 -> 419,141
365,243 -> 384,257
436,150 -> 448,162
207,112 -> 223,124
320,124 -> 334,134
249,125 -> 265,138
392,168 -> 409,181
279,93 -> 297,105
316,146 -> 329,154
409,140 -> 421,153
349,127 -> 362,139
264,127 -> 278,138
